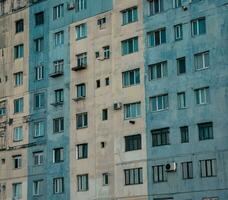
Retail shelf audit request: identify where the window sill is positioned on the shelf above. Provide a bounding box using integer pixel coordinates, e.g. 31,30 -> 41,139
175,38 -> 183,42
177,107 -> 188,110
76,126 -> 88,130
73,97 -> 86,102
124,116 -> 141,120
151,109 -> 168,113
122,20 -> 138,26
195,67 -> 209,72
76,36 -> 87,41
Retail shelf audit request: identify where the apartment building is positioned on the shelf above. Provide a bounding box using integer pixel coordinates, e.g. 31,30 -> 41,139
0,0 -> 227,200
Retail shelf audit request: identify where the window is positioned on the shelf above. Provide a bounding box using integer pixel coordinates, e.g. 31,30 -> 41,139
177,92 -> 186,109
96,79 -> 100,88
174,24 -> 183,40
13,155 -> 22,169
55,89 -> 64,103
76,0 -> 87,11
76,83 -> 86,98
35,65 -> 44,80
148,28 -> 166,47
76,112 -> 88,129
121,37 -> 138,55
33,180 -> 43,196
53,117 -> 64,133
102,109 -> 108,121
149,0 -> 164,15
14,72 -> 23,86
76,52 -> 87,67
53,177 -> 64,194
102,173 -> 109,186
198,122 -> 213,141
12,183 -> 22,199
103,46 -> 110,59
177,57 -> 186,75
53,4 -> 63,20
53,59 -> 64,73
124,168 -> 143,185
180,126 -> 189,143
35,11 -> 44,26
13,126 -> 23,142
124,102 -> 141,119
194,51 -> 209,70
34,93 -> 45,109
53,148 -> 64,163
105,77 -> 110,86
77,174 -> 88,191
34,37 -> 43,52
195,87 -> 209,105
33,151 -> 44,166
182,161 -> 193,179
192,17 -> 206,36
14,98 -> 23,113
97,17 -> 106,29
54,31 -> 64,46
152,165 -> 167,183
122,6 -> 138,25
0,107 -> 6,116
125,134 -> 141,151
173,0 -> 182,8
150,94 -> 168,112
152,128 -> 169,147
149,61 -> 167,80
76,23 -> 87,40
122,68 -> 140,87
200,159 -> 217,177
15,19 -> 23,33
34,121 -> 45,137
77,143 -> 88,159
14,44 -> 24,59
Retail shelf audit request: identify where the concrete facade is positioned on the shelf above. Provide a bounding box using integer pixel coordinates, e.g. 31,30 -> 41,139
0,0 -> 227,200
143,0 -> 228,199
0,1 -> 29,200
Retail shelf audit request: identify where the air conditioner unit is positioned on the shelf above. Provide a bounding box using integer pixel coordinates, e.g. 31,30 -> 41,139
113,102 -> 122,110
67,2 -> 75,10
166,162 -> 177,172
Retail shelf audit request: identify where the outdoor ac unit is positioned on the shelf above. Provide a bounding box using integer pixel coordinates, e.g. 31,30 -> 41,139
113,102 -> 122,110
67,2 -> 75,10
166,162 -> 177,172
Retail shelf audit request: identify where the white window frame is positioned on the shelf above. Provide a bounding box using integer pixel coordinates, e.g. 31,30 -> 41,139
13,126 -> 23,142
33,151 -> 44,166
33,180 -> 43,196
195,87 -> 209,105
35,65 -> 44,80
151,94 -> 169,112
34,121 -> 45,137
54,31 -> 64,46
124,102 -> 141,119
53,177 -> 64,194
75,23 -> 87,40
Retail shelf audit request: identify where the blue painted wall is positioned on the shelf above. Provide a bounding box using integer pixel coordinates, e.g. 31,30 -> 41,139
143,0 -> 228,199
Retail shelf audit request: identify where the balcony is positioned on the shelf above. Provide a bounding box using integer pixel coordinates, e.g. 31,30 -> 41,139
49,70 -> 64,78
71,64 -> 87,71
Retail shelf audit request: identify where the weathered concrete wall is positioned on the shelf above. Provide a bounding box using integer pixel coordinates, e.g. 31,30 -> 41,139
143,0 -> 228,199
